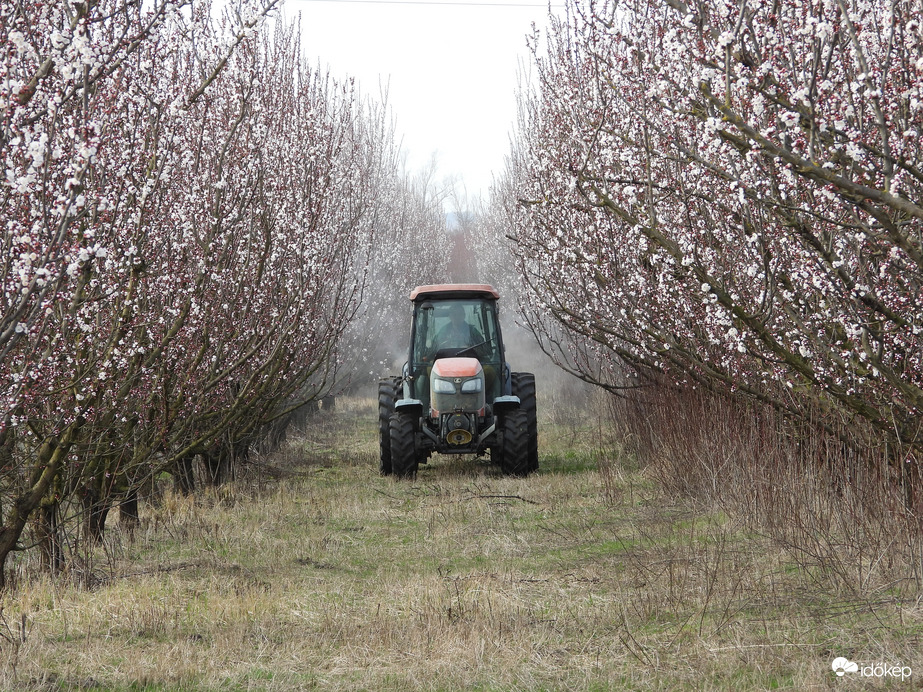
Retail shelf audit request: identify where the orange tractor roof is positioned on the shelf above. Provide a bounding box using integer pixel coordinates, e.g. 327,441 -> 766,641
409,284 -> 500,301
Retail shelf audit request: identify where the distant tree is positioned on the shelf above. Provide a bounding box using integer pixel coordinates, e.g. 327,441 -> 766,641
337,157 -> 451,388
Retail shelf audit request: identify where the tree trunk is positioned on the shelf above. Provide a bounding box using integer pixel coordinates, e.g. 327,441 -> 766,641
120,490 -> 140,536
83,483 -> 111,544
0,423 -> 80,589
36,500 -> 63,576
173,455 -> 196,496
204,446 -> 234,487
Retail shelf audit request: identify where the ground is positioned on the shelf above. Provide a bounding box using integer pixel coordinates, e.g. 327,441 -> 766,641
1,396 -> 921,691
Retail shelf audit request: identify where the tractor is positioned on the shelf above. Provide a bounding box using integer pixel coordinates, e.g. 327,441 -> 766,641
378,284 -> 538,478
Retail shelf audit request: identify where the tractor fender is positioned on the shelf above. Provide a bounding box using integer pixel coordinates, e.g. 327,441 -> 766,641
395,398 -> 424,417
493,395 -> 520,412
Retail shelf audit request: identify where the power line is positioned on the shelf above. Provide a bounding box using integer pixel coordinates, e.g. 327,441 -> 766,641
290,0 -> 562,7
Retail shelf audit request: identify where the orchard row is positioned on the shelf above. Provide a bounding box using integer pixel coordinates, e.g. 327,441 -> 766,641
494,0 -> 922,474
0,0 -> 447,585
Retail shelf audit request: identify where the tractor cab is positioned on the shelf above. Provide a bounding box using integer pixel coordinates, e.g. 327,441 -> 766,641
407,285 -> 508,412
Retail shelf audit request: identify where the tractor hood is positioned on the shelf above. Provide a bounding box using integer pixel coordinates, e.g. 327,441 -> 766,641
430,357 -> 486,416
432,357 -> 482,379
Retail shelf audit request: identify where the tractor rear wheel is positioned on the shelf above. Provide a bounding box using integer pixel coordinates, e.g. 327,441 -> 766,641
390,410 -> 419,479
511,372 -> 538,472
378,377 -> 401,475
499,409 -> 531,477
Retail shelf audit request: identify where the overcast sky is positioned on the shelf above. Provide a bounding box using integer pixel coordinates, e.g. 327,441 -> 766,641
284,0 -> 563,210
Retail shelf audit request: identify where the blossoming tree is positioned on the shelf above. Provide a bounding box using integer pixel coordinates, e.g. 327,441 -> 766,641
0,0 -> 397,583
502,0 -> 922,465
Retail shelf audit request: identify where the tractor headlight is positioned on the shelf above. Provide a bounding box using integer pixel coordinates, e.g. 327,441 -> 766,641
432,378 -> 456,394
460,378 -> 482,393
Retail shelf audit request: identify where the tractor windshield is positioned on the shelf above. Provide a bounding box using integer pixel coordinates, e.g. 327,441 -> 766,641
410,298 -> 503,404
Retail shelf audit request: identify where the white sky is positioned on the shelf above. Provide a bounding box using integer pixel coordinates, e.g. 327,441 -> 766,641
283,0 -> 563,210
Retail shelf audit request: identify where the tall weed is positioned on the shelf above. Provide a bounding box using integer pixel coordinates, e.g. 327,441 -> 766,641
612,384 -> 923,595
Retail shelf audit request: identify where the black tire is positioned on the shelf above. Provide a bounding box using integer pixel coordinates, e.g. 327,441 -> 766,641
499,409 -> 531,477
390,411 -> 419,480
378,377 -> 401,475
511,372 -> 539,472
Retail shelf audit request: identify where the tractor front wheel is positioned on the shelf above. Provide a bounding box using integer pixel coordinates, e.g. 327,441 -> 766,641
499,409 -> 531,477
390,411 -> 419,479
511,372 -> 538,472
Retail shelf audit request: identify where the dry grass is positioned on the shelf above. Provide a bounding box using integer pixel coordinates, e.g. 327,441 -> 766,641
0,393 -> 921,690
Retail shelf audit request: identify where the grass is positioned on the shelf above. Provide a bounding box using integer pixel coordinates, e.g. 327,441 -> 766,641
1,394 -> 921,690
